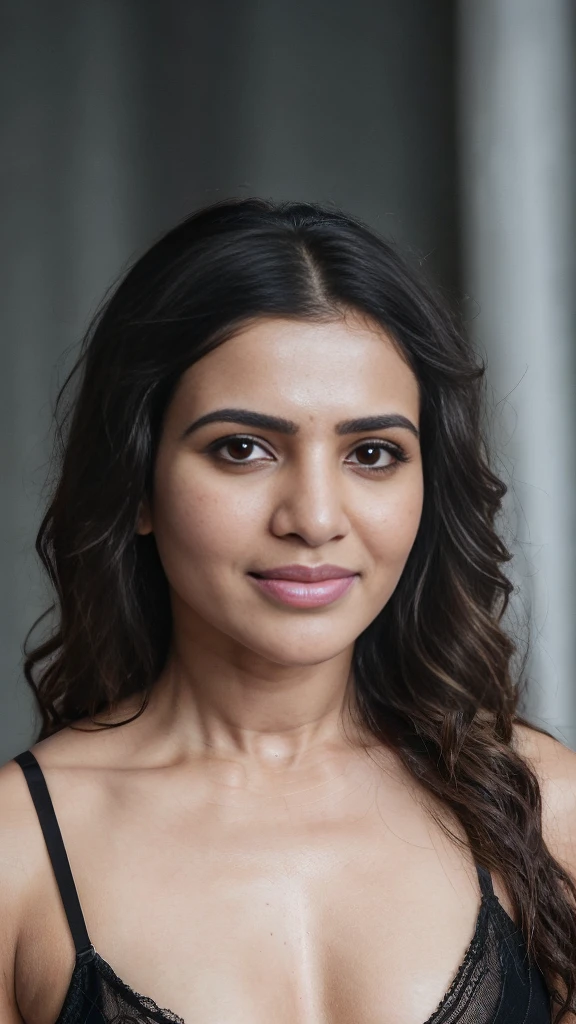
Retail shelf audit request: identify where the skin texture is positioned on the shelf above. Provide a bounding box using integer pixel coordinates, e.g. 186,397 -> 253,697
0,314 -> 575,1024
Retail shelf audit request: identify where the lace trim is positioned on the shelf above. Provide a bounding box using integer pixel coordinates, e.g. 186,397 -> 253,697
95,898 -> 492,1024
94,952 -> 185,1024
422,892 -> 492,1024
56,890 -> 513,1024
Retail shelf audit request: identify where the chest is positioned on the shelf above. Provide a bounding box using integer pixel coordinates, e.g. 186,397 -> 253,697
18,786 -> 488,1024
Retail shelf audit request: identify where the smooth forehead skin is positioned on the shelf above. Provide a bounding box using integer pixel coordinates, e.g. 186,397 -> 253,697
165,313 -> 420,436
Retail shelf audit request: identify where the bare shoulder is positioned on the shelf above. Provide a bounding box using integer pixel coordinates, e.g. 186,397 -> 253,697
0,758 -> 47,1009
0,756 -> 43,892
0,719 -> 118,887
0,720 -> 135,1010
512,722 -> 576,880
512,721 -> 576,801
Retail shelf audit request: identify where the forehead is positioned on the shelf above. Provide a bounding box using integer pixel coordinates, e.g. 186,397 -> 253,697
172,315 -> 420,423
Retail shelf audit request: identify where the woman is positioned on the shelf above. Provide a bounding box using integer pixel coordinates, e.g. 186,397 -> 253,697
0,198 -> 574,1024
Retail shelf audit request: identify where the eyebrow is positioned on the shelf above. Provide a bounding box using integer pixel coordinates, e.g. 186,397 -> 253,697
182,408 -> 419,439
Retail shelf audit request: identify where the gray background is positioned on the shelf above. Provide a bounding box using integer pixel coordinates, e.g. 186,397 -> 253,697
1,0 -> 574,761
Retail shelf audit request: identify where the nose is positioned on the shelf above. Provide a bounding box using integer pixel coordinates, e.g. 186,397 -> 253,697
269,453 -> 351,547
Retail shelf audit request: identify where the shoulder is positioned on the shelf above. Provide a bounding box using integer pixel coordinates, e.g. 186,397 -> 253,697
512,721 -> 576,810
512,722 -> 576,882
0,730 -> 117,980
0,728 -> 105,920
0,754 -> 52,894
0,757 -> 48,1009
0,756 -> 44,896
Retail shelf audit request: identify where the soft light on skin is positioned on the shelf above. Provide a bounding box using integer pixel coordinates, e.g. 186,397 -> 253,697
137,312 -> 424,768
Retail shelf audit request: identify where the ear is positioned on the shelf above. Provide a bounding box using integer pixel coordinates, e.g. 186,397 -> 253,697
136,498 -> 153,536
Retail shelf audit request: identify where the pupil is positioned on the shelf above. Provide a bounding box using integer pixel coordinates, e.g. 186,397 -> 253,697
358,445 -> 380,465
229,439 -> 252,459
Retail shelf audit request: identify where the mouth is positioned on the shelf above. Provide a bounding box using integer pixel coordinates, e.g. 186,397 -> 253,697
250,564 -> 358,583
247,565 -> 359,608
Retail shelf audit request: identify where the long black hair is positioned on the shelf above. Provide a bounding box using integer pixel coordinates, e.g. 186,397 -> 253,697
25,197 -> 576,1018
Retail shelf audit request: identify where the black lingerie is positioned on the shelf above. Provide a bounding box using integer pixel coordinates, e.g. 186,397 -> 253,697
14,749 -> 551,1023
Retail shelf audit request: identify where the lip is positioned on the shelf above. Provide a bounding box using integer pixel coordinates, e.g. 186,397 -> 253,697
248,566 -> 359,608
250,564 -> 358,582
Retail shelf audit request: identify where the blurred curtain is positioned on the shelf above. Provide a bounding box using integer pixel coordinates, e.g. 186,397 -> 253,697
459,0 -> 576,747
1,3 -> 145,756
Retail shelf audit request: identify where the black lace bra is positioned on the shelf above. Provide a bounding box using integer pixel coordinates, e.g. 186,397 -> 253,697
14,749 -> 551,1024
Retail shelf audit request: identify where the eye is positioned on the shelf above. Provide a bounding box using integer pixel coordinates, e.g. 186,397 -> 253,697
206,435 -> 274,464
345,441 -> 408,473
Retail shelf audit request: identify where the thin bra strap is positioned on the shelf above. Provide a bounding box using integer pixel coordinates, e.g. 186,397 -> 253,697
14,750 -> 92,956
476,863 -> 495,899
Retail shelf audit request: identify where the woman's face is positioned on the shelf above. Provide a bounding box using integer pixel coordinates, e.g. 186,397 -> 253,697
141,314 -> 423,668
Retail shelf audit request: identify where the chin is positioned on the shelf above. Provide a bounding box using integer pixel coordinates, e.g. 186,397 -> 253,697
235,627 -> 358,668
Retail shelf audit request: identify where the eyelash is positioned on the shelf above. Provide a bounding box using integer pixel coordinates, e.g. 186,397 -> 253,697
204,434 -> 410,474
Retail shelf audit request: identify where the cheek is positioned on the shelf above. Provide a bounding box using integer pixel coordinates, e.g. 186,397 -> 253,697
151,459 -> 258,571
360,479 -> 424,569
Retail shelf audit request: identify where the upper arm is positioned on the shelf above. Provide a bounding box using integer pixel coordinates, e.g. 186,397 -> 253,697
513,725 -> 576,1021
513,723 -> 576,882
0,761 -> 37,1022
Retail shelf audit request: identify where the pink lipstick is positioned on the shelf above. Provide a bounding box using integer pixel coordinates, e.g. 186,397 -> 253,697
248,564 -> 358,608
